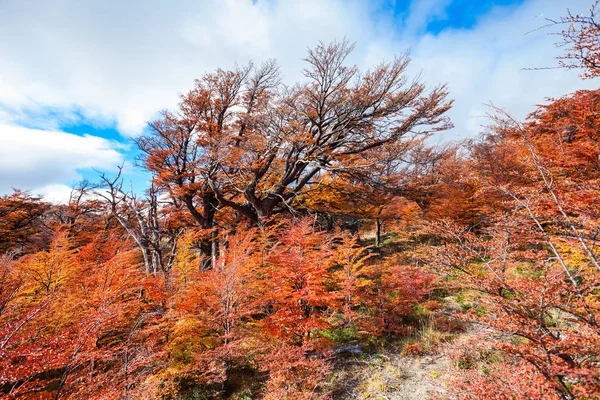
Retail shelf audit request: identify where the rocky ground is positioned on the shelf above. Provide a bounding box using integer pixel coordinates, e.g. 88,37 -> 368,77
330,317 -> 486,399
331,346 -> 452,399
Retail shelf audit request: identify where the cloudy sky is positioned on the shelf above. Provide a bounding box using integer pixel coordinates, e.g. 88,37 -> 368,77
0,0 -> 595,202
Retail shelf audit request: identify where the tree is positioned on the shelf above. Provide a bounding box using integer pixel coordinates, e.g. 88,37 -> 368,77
174,229 -> 262,386
0,228 -> 155,400
136,60 -> 281,265
330,233 -> 375,330
51,234 -> 148,400
98,167 -> 182,275
138,40 -> 452,231
548,0 -> 600,79
0,190 -> 49,254
303,171 -> 406,247
435,218 -> 600,399
262,220 -> 335,346
433,93 -> 600,399
46,181 -> 106,246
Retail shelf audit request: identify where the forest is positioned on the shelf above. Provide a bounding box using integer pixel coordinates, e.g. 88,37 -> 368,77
0,2 -> 599,399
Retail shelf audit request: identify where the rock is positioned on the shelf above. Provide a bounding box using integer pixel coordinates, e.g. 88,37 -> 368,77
334,344 -> 363,356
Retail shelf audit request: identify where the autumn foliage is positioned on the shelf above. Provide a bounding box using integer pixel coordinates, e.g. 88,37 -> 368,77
426,90 -> 600,399
2,6 -> 600,398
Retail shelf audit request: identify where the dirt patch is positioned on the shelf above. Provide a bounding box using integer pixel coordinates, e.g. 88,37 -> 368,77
332,350 -> 452,400
331,323 -> 488,399
387,354 -> 450,400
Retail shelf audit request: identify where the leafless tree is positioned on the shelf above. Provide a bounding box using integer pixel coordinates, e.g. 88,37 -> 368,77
97,167 -> 180,275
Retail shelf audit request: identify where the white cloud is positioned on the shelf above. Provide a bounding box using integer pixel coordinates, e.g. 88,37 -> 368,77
0,123 -> 123,194
404,0 -> 453,35
36,184 -> 75,204
0,0 -> 385,135
405,0 -> 597,139
0,0 -> 595,196
0,0 -> 590,138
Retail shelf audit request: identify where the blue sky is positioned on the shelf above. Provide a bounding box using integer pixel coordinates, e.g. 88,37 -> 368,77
0,0 -> 594,202
420,0 -> 525,32
383,0 -> 526,33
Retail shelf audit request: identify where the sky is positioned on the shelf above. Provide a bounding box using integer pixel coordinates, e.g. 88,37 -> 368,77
0,0 -> 595,203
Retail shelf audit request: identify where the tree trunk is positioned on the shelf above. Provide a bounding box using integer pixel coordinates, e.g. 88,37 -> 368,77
199,239 -> 213,271
211,228 -> 218,269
